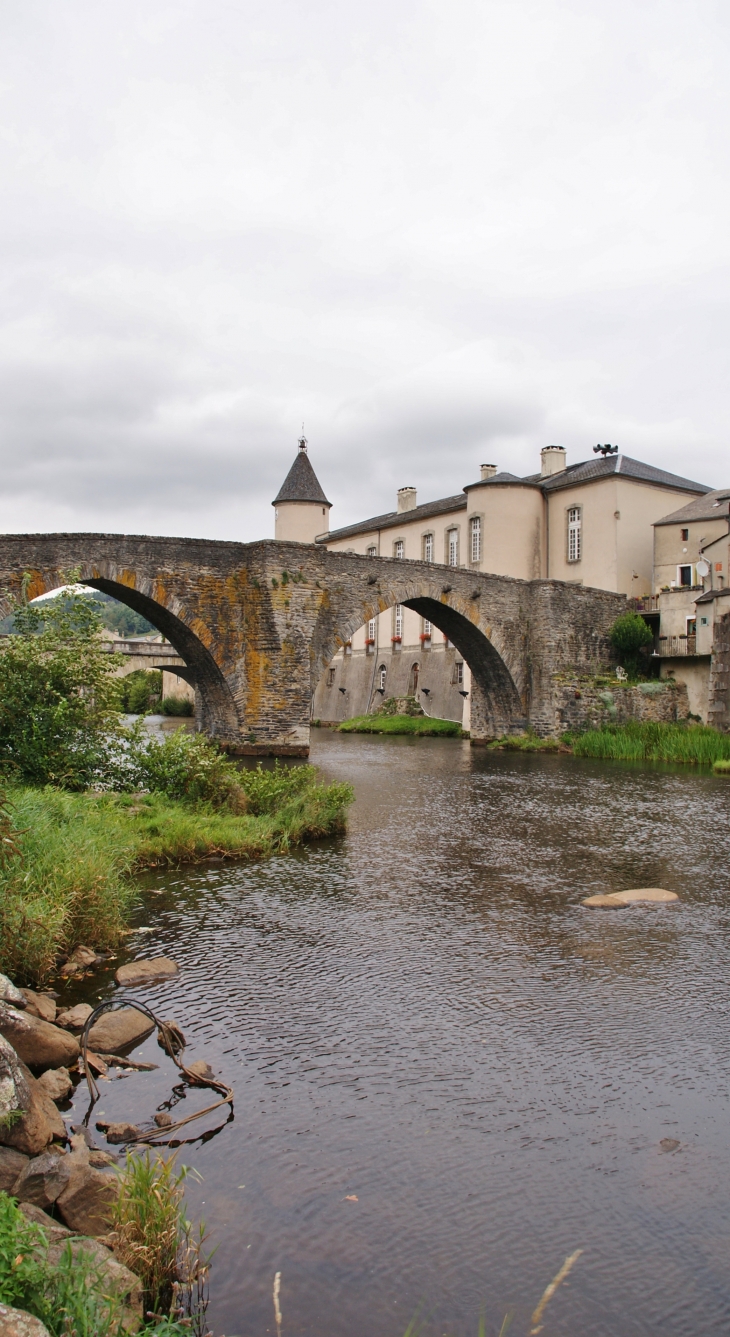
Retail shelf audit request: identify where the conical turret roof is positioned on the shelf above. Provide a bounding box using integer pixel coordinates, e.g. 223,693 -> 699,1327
273,443 -> 331,506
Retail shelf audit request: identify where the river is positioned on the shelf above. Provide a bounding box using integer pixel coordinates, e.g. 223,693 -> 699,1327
63,732 -> 730,1336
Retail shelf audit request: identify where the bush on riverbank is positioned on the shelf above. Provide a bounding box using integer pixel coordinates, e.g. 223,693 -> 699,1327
568,720 -> 730,765
338,714 -> 464,736
0,765 -> 354,984
714,758 -> 730,774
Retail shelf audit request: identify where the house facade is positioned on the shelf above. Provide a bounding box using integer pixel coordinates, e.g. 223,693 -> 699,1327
648,489 -> 730,719
268,441 -> 712,725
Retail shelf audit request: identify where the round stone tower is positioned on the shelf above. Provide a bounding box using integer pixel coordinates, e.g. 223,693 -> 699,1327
272,435 -> 332,543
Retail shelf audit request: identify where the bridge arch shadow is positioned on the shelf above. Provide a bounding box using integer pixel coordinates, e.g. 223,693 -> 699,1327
19,575 -> 241,741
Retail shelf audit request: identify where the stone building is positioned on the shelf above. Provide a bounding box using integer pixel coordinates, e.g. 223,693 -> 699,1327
648,489 -> 730,720
289,441 -> 711,725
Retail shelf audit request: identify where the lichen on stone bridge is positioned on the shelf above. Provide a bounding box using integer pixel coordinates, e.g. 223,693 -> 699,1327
0,534 -> 626,754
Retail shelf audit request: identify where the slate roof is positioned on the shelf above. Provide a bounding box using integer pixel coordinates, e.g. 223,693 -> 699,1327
273,449 -> 331,506
653,488 -> 730,527
319,493 -> 466,545
492,454 -> 712,495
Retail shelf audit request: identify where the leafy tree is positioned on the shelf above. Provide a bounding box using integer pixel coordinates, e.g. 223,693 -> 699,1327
0,579 -> 128,788
609,611 -> 653,677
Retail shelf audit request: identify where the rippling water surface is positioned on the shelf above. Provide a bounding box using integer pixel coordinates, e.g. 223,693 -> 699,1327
66,734 -> 730,1336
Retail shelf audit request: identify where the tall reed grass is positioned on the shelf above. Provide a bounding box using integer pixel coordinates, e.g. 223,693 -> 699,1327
569,720 -> 730,765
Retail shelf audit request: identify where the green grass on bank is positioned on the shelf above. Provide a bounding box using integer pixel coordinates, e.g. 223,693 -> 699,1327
568,720 -> 730,766
714,758 -> 730,774
0,771 -> 353,985
338,713 -> 464,737
487,733 -> 564,753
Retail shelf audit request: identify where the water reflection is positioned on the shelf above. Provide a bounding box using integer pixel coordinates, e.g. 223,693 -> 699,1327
64,735 -> 730,1336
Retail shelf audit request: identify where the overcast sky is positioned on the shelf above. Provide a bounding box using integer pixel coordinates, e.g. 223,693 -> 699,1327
1,0 -> 728,542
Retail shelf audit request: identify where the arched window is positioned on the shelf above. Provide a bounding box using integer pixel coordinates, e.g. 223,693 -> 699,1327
470,516 -> 481,563
367,545 -> 377,557
409,662 -> 420,694
378,664 -> 387,691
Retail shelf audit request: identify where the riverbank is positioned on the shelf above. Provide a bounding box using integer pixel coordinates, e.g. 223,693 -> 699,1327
0,769 -> 354,985
338,714 -> 464,736
468,721 -> 730,766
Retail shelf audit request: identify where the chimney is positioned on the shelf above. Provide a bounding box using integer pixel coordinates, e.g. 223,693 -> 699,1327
541,445 -> 567,478
480,464 -> 497,480
397,486 -> 417,513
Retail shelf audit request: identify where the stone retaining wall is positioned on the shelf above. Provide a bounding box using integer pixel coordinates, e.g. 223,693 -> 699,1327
553,677 -> 690,735
708,611 -> 730,732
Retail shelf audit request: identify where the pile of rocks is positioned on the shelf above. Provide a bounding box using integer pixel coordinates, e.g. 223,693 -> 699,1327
0,956 -> 180,1332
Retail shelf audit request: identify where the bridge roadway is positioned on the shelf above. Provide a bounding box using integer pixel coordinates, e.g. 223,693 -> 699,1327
0,534 -> 625,754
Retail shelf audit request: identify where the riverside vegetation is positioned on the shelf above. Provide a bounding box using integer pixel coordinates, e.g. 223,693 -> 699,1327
0,581 -> 354,985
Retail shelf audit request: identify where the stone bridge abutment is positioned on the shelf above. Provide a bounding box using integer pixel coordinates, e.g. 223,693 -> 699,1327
0,534 -> 625,754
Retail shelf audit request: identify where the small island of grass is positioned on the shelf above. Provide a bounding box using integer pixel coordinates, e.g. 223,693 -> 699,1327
338,713 -> 464,737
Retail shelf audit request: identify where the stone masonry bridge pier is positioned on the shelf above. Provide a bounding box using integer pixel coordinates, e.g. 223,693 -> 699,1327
0,534 -> 625,755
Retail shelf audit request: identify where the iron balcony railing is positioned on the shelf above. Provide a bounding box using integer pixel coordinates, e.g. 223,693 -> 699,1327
656,635 -> 697,656
630,595 -> 660,612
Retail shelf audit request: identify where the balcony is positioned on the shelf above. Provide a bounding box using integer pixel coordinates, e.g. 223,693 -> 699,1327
630,595 -> 660,612
656,635 -> 696,657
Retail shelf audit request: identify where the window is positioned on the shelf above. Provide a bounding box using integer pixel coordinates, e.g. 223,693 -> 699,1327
678,565 -> 692,586
367,545 -> 377,557
567,507 -> 582,563
423,533 -> 434,562
394,540 -> 404,559
686,618 -> 696,636
409,662 -> 420,694
448,529 -> 458,566
378,664 -> 387,691
454,661 -> 464,685
681,529 -> 689,541
327,667 -> 336,687
394,604 -> 403,637
470,516 -> 481,563
422,618 -> 431,637
367,618 -> 376,641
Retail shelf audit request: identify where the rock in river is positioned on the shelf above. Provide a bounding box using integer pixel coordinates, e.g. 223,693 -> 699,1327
0,1003 -> 80,1072
114,956 -> 179,987
87,1007 -> 155,1055
55,1003 -> 94,1031
583,887 -> 679,908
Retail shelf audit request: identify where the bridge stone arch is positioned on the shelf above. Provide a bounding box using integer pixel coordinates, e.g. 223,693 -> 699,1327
0,533 -> 626,754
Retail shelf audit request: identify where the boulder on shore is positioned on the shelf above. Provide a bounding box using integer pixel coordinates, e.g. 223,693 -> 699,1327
0,1145 -> 29,1192
100,1121 -> 140,1145
87,1008 -> 155,1055
0,1035 -> 62,1156
0,973 -> 26,1008
114,956 -> 178,987
12,1149 -> 71,1210
59,945 -> 103,977
0,1304 -> 52,1337
36,1067 -> 73,1103
0,1002 -> 80,1072
56,1140 -> 119,1235
19,990 -> 56,1023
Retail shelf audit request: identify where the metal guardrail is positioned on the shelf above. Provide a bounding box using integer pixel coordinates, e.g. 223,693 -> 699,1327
630,595 -> 660,612
656,635 -> 697,656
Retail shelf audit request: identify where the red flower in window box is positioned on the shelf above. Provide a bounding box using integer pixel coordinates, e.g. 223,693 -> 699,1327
365,637 -> 375,646
391,635 -> 402,643
419,632 -> 431,641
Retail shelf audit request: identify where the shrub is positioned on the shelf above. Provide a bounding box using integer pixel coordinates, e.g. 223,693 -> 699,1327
608,611 -> 653,676
161,695 -> 194,717
0,584 -> 128,789
126,729 -> 245,808
120,669 -> 163,714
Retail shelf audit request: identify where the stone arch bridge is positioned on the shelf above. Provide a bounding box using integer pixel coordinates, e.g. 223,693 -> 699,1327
0,534 -> 625,754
